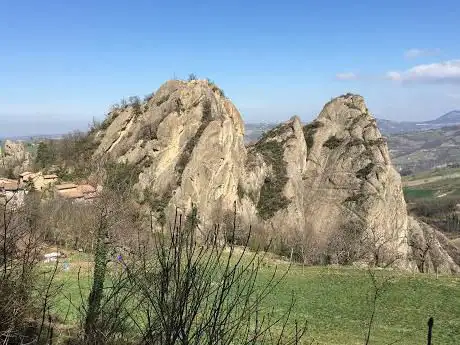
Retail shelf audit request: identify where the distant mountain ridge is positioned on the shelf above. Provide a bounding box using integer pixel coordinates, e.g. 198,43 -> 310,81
376,110 -> 460,134
245,110 -> 460,142
388,125 -> 460,172
426,110 -> 460,124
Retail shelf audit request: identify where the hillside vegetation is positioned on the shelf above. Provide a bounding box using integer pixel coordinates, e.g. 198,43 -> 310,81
389,126 -> 460,173
403,167 -> 460,237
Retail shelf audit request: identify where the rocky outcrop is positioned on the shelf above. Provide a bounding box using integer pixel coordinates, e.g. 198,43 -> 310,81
302,95 -> 410,262
93,83 -> 460,273
1,140 -> 31,176
93,80 -> 245,229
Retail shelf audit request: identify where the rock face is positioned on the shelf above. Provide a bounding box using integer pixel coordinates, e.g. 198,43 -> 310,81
1,140 -> 31,176
94,82 -> 460,273
93,80 -> 246,229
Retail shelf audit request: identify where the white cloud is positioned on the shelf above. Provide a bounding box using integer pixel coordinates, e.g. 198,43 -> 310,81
386,60 -> 460,83
385,71 -> 402,81
448,93 -> 460,99
404,48 -> 441,59
335,72 -> 358,81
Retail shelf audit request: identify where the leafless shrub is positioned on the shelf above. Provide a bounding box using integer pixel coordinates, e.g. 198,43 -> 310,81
326,221 -> 367,265
0,192 -> 60,344
74,204 -> 307,345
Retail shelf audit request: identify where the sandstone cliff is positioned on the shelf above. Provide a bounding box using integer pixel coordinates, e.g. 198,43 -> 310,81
1,140 -> 31,176
93,80 -> 245,229
93,82 -> 460,273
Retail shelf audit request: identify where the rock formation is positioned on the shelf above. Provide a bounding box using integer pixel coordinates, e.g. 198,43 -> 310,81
93,81 -> 460,273
0,140 -> 31,176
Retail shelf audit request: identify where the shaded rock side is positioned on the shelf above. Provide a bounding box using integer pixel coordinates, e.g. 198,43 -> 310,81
237,116 -> 308,239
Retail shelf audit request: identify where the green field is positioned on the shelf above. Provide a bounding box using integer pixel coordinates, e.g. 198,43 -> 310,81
403,167 -> 460,203
403,187 -> 435,199
47,252 -> 460,345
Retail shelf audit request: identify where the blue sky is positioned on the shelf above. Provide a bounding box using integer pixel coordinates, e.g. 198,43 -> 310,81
1,0 -> 460,136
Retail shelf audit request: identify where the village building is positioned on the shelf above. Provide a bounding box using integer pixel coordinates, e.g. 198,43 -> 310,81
20,171 -> 58,191
0,178 -> 26,208
55,183 -> 98,202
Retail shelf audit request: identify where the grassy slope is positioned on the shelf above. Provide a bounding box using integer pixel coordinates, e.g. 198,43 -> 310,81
48,252 -> 460,345
265,266 -> 460,345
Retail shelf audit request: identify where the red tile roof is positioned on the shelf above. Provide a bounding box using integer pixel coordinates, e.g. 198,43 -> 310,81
55,183 -> 78,190
44,174 -> 58,179
57,188 -> 84,199
0,181 -> 20,191
78,184 -> 96,194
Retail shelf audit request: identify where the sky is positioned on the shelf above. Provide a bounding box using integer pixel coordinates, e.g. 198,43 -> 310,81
1,0 -> 460,136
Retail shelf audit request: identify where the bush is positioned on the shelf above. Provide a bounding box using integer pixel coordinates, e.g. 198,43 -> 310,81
323,136 -> 344,149
356,163 -> 375,179
255,140 -> 290,219
104,161 -> 142,197
400,168 -> 414,176
303,121 -> 324,150
175,100 -> 213,182
410,197 -> 457,218
91,211 -> 305,345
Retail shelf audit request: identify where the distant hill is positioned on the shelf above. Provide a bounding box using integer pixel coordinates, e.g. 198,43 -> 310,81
425,110 -> 460,125
376,110 -> 460,134
0,134 -> 63,142
387,125 -> 460,173
244,123 -> 278,143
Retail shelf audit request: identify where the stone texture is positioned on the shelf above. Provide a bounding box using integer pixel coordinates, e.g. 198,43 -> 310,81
93,80 -> 246,229
1,140 -> 31,176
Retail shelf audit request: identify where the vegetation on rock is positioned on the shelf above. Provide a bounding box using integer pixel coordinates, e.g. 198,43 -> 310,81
323,135 -> 344,149
175,99 -> 213,183
254,139 -> 290,219
303,121 -> 324,150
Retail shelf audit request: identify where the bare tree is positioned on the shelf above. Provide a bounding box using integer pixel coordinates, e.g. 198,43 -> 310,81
363,268 -> 394,345
408,229 -> 435,273
74,204 -> 307,345
0,191 -> 59,344
126,208 -> 307,345
362,226 -> 404,268
326,220 -> 367,265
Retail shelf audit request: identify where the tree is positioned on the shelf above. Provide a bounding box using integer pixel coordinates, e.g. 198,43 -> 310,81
81,191 -> 139,344
144,92 -> 154,102
363,268 -> 395,345
326,220 -> 367,265
0,192 -> 58,344
35,140 -> 57,169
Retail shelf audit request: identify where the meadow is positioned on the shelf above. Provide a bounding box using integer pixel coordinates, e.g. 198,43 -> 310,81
48,251 -> 460,345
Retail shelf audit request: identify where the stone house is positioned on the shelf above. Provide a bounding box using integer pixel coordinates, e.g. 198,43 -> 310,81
55,183 -> 98,202
0,178 -> 26,208
20,171 -> 58,191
